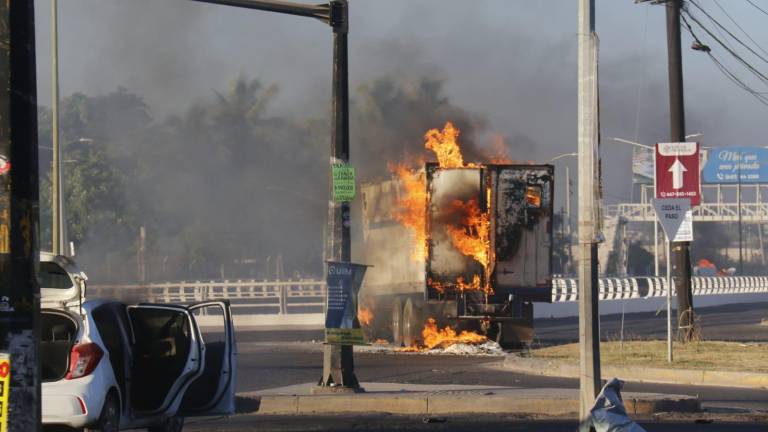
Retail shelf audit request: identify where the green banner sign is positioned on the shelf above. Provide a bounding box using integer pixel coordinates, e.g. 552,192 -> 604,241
325,328 -> 366,345
332,164 -> 355,202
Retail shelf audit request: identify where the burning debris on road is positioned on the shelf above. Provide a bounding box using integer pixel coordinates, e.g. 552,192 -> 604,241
397,318 -> 488,352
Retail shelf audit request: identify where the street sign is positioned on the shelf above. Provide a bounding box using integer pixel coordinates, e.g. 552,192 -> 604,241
332,164 -> 355,202
652,198 -> 693,242
0,353 -> 9,432
325,261 -> 368,345
702,146 -> 768,184
656,142 -> 700,206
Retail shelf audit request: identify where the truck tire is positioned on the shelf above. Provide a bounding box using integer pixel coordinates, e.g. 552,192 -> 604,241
402,298 -> 421,347
392,297 -> 404,347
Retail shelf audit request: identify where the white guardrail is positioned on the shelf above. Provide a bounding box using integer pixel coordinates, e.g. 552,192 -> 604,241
90,276 -> 768,311
90,279 -> 326,312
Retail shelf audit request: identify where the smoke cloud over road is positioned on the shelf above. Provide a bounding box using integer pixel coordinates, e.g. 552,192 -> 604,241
34,0 -> 766,282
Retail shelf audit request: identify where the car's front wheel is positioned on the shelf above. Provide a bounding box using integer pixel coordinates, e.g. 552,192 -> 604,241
84,392 -> 119,432
148,416 -> 184,432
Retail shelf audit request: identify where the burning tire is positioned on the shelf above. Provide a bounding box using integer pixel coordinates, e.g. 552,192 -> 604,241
392,297 -> 404,347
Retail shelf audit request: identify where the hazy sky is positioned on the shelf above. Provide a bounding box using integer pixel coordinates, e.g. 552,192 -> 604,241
33,0 -> 768,204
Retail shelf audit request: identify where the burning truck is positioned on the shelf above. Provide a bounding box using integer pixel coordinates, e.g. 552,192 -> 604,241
358,123 -> 554,349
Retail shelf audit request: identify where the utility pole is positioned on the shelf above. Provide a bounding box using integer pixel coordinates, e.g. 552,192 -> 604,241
51,0 -> 64,256
320,0 -> 361,391
0,1 -> 42,430
566,165 -> 572,273
190,0 -> 359,390
666,0 -> 695,342
577,0 -> 601,420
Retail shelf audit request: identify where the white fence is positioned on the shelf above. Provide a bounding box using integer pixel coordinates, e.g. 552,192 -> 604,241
91,276 -> 768,312
551,276 -> 768,302
90,279 -> 326,314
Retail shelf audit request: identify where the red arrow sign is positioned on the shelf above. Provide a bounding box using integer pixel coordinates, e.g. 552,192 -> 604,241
656,142 -> 700,206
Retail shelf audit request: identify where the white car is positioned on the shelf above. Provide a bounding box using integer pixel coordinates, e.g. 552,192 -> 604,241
40,253 -> 236,431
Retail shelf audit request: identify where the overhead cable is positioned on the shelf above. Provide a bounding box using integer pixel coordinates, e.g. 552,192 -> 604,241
712,0 -> 768,57
679,12 -> 768,105
688,0 -> 768,65
745,0 -> 768,17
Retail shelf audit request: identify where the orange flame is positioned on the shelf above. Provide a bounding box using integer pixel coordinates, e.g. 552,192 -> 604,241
358,306 -> 374,327
390,122 -> 493,290
390,163 -> 427,261
427,274 -> 482,294
487,133 -> 514,164
397,318 -> 487,351
425,121 -> 463,168
445,198 -> 490,269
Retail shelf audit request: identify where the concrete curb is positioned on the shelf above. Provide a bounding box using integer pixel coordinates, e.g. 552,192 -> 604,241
242,390 -> 699,416
501,355 -> 768,389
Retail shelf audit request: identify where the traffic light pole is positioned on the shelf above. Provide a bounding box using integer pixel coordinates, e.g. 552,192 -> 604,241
318,1 -> 360,390
190,0 -> 360,390
0,1 -> 42,430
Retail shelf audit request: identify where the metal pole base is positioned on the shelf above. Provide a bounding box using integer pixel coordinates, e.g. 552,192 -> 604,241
314,344 -> 364,394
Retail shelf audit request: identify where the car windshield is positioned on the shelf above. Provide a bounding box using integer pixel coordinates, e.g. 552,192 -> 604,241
39,262 -> 74,289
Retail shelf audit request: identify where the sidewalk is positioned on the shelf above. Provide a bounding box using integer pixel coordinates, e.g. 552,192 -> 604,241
237,382 -> 700,416
501,354 -> 768,389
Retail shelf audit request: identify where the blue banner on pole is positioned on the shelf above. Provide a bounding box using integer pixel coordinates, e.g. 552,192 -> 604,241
702,147 -> 768,184
324,261 -> 368,344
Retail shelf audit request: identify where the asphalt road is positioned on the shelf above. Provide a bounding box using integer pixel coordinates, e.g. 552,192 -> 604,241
235,340 -> 768,412
204,301 -> 768,431
185,414 -> 768,431
534,301 -> 768,344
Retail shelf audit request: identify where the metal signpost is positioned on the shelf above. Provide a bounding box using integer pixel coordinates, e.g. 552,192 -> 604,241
655,141 -> 699,341
652,198 -> 693,363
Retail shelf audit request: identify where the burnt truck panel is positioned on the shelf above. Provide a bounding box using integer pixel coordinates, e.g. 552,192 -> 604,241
360,164 -> 554,347
490,165 -> 554,301
426,166 -> 484,298
361,179 -> 425,296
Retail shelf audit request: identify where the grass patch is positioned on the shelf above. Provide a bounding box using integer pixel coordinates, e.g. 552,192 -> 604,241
531,341 -> 768,373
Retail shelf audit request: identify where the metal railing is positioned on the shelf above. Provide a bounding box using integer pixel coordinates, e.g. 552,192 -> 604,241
90,276 -> 768,312
89,279 -> 326,314
551,276 -> 768,302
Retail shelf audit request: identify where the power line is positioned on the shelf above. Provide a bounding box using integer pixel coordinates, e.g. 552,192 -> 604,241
712,0 -> 768,57
746,0 -> 768,17
682,7 -> 768,85
679,12 -> 768,105
687,0 -> 768,66
680,12 -> 768,104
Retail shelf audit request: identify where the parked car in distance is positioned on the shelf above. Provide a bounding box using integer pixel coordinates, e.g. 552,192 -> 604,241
40,253 -> 236,431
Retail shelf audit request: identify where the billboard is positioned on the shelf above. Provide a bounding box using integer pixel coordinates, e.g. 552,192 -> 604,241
702,147 -> 768,184
632,147 -> 654,184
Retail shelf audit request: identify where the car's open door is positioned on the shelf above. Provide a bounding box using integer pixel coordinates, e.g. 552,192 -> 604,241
126,304 -> 205,417
178,300 -> 236,416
